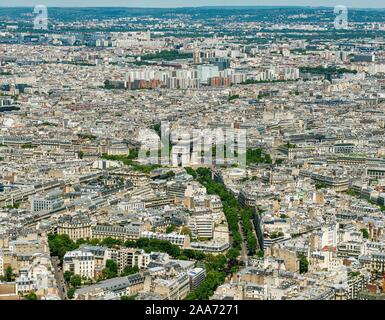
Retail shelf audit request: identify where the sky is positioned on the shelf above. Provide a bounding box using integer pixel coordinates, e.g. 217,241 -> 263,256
2,1 -> 385,9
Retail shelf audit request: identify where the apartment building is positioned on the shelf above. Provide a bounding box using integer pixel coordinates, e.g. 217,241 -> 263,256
151,272 -> 190,300
63,250 -> 95,279
108,247 -> 150,274
140,231 -> 190,248
189,215 -> 214,239
92,224 -> 140,242
31,191 -> 64,213
188,267 -> 206,291
359,253 -> 385,272
57,214 -> 93,241
75,273 -> 145,300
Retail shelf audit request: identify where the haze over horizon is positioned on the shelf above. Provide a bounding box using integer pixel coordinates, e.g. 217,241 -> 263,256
3,1 -> 385,9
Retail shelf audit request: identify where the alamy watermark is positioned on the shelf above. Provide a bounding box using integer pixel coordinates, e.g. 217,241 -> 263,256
33,5 -> 48,30
334,5 -> 348,30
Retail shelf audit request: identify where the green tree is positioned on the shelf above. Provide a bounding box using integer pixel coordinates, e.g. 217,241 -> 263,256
47,234 -> 78,261
100,237 -> 122,248
151,123 -> 161,137
25,292 -> 38,300
226,248 -> 240,260
180,226 -> 192,238
205,254 -> 227,272
299,254 -> 309,274
228,94 -> 240,101
185,167 -> 197,178
286,142 -> 296,149
139,50 -> 192,61
70,275 -> 82,288
101,152 -> 160,174
166,224 -> 177,233
121,265 -> 139,276
67,287 -> 76,299
102,259 -> 118,279
121,294 -> 137,300
124,240 -> 137,247
315,182 -> 328,190
165,171 -> 175,179
360,228 -> 369,239
132,238 -> 181,258
246,148 -> 272,165
182,249 -> 206,261
63,271 -> 73,283
346,188 -> 358,197
106,259 -> 118,273
264,154 -> 272,164
4,266 -> 15,282
186,271 -> 225,300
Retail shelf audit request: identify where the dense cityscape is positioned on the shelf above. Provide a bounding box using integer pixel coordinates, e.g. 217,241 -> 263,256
1,5 -> 385,301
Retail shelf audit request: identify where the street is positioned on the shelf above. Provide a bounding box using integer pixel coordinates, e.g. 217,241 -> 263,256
51,256 -> 67,300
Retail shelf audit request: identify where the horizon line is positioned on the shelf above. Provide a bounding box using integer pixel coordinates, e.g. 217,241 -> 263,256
1,5 -> 385,9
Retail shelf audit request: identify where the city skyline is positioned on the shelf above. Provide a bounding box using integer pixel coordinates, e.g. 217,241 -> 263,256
1,4 -> 385,305
3,1 -> 385,9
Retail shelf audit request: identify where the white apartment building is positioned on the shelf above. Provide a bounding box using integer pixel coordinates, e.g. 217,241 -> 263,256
188,267 -> 206,291
197,64 -> 219,84
108,247 -> 150,274
117,199 -> 145,213
31,196 -> 63,213
189,215 -> 214,239
140,231 -> 189,248
63,250 -> 95,279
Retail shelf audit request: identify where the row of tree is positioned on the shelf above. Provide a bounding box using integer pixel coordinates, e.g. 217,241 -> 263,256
63,272 -> 81,299
183,167 -> 256,299
299,66 -> 357,75
48,233 -> 211,262
191,167 -> 243,252
63,264 -> 135,300
48,233 -> 243,300
246,148 -> 272,165
240,208 -> 258,255
48,234 -> 131,261
49,233 -> 230,300
186,254 -> 228,300
101,149 -> 160,173
191,167 -> 258,255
